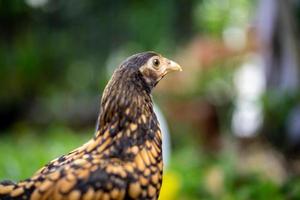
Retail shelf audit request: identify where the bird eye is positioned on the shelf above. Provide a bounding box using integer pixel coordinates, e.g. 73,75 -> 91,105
152,59 -> 160,67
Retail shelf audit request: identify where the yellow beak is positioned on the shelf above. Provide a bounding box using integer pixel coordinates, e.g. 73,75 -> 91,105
165,59 -> 182,73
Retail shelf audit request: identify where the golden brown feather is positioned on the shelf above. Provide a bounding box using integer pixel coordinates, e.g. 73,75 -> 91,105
0,51 -> 181,200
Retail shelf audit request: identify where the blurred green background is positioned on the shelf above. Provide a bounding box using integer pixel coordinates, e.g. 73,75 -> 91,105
1,0 -> 300,199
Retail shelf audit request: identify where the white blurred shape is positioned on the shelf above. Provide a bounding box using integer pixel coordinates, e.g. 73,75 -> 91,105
232,54 -> 265,137
233,101 -> 263,137
234,55 -> 266,99
25,0 -> 48,8
223,26 -> 246,51
154,104 -> 171,169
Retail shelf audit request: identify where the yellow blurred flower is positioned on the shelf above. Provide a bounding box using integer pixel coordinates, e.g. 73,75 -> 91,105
159,170 -> 181,200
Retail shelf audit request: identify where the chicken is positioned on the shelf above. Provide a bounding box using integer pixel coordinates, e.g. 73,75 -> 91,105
0,52 -> 182,200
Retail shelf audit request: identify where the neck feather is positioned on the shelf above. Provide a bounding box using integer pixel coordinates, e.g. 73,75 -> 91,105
97,70 -> 153,130
92,70 -> 161,160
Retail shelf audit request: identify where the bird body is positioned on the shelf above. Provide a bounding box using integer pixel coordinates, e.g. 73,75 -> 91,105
0,52 -> 181,200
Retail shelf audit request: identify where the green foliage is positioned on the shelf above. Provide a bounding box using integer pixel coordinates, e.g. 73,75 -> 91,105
194,0 -> 254,36
1,126 -> 299,199
1,1 -> 300,199
282,178 -> 300,200
0,0 -> 198,129
0,126 -> 90,181
262,91 -> 300,152
166,136 -> 288,200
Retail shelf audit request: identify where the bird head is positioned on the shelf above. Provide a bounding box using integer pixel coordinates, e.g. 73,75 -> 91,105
98,52 -> 181,130
100,52 -> 181,120
137,52 -> 182,88
118,51 -> 182,92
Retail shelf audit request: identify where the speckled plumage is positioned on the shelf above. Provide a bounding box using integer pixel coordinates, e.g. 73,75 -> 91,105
0,52 -> 181,200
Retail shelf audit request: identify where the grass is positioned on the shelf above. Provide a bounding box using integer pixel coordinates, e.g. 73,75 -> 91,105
0,125 -> 91,181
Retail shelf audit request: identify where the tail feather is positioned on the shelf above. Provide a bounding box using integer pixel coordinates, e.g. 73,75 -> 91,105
0,180 -> 16,200
0,180 -> 31,200
0,180 -> 15,185
0,180 -> 16,193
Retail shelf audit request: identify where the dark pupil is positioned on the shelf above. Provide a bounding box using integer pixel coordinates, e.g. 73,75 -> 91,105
153,59 -> 160,66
